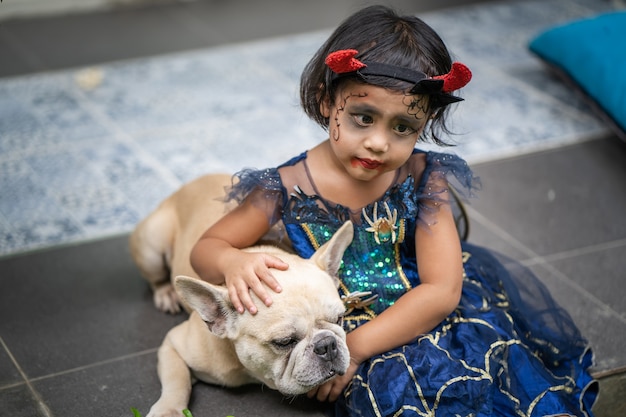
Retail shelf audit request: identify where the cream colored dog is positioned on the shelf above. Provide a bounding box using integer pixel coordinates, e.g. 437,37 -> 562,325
129,174 -> 352,417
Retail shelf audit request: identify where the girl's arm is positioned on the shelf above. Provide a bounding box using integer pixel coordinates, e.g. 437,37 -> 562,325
348,198 -> 463,357
190,197 -> 288,314
310,182 -> 463,401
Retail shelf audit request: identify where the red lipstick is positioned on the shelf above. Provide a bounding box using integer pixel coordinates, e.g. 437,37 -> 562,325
355,158 -> 382,170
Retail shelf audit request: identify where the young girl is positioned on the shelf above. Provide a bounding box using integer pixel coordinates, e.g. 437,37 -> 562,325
190,5 -> 597,417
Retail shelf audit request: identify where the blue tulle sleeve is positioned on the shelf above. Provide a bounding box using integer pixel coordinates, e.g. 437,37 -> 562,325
223,167 -> 285,225
415,151 -> 481,229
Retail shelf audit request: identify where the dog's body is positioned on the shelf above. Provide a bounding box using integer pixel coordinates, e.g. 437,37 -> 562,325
129,174 -> 352,417
130,174 -> 234,314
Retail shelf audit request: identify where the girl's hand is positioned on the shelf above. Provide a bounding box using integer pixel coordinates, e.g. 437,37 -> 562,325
306,358 -> 360,402
222,251 -> 288,314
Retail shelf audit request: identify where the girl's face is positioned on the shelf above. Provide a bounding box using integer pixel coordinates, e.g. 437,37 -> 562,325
322,81 -> 429,182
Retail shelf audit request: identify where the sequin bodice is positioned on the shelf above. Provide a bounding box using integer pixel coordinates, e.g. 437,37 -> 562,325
282,176 -> 421,331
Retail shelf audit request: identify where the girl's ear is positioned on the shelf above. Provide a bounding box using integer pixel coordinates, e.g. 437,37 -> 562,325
318,86 -> 332,118
320,96 -> 331,118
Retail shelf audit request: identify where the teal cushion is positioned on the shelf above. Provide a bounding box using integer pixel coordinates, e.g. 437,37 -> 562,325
529,11 -> 626,136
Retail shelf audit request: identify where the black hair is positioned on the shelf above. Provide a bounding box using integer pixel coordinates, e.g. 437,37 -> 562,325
300,5 -> 462,146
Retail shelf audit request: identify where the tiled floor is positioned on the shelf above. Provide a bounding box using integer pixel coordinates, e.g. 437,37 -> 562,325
1,0 -> 625,416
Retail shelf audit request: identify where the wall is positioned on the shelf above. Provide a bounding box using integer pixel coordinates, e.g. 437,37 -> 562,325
0,0 -> 159,21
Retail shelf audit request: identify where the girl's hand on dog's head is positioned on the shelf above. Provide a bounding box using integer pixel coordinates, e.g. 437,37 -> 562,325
224,252 -> 287,314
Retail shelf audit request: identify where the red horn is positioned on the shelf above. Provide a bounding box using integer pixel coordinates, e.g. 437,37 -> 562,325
325,49 -> 366,74
433,62 -> 472,92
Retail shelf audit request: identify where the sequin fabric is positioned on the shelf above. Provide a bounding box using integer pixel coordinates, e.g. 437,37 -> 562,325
283,170 -> 420,331
295,219 -> 410,331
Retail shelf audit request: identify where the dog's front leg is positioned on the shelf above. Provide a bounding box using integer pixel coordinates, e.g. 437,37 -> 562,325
147,337 -> 193,417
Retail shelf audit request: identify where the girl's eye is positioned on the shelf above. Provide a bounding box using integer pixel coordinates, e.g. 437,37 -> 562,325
353,114 -> 374,126
394,124 -> 417,136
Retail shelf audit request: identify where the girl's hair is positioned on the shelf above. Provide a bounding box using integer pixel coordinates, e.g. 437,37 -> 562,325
300,5 -> 459,146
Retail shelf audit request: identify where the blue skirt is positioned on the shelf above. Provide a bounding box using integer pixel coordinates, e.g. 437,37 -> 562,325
330,243 -> 598,417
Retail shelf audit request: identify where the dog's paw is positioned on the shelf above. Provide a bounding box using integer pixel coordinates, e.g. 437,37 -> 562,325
146,402 -> 188,417
153,283 -> 182,314
146,408 -> 186,417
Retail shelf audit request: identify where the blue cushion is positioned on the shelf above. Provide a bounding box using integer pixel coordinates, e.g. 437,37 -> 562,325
529,11 -> 626,137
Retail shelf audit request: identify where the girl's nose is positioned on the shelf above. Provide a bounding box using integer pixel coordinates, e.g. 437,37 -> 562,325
364,131 -> 389,153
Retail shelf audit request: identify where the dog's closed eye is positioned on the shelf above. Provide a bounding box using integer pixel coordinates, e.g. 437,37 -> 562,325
271,337 -> 299,349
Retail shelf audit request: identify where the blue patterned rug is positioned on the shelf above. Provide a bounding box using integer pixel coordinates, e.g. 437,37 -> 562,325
0,0 -> 613,257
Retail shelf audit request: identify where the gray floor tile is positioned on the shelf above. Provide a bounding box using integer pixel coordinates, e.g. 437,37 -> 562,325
464,209 -> 535,261
469,137 -> 626,256
548,244 -> 626,319
32,352 -> 163,417
0,236 -> 184,378
594,373 -> 626,417
0,342 -> 22,387
184,384 -> 325,417
527,262 -> 626,374
0,383 -> 48,417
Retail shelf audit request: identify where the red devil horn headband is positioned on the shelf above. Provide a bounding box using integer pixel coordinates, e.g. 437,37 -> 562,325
324,49 -> 472,107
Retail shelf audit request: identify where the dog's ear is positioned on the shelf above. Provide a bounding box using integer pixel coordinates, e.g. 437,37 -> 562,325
174,276 -> 238,337
310,221 -> 353,281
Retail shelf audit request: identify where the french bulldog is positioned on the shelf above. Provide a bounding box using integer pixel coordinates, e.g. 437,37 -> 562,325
129,174 -> 352,417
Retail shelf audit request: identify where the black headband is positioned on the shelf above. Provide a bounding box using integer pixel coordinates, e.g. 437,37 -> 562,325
325,50 -> 472,108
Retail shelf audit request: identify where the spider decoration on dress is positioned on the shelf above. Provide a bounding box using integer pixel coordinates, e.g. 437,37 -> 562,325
342,291 -> 379,315
362,201 -> 398,244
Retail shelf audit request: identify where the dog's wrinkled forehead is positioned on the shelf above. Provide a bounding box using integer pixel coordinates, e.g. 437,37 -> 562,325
241,247 -> 346,322
270,279 -> 344,315
276,264 -> 341,300
246,264 -> 343,319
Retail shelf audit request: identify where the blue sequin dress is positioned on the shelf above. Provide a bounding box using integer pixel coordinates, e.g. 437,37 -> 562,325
226,149 -> 598,417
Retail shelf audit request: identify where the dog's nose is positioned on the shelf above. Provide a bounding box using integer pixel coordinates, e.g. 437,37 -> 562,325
313,336 -> 338,361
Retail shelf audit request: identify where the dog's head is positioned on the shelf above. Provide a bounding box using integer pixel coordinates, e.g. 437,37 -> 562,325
174,222 -> 353,395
